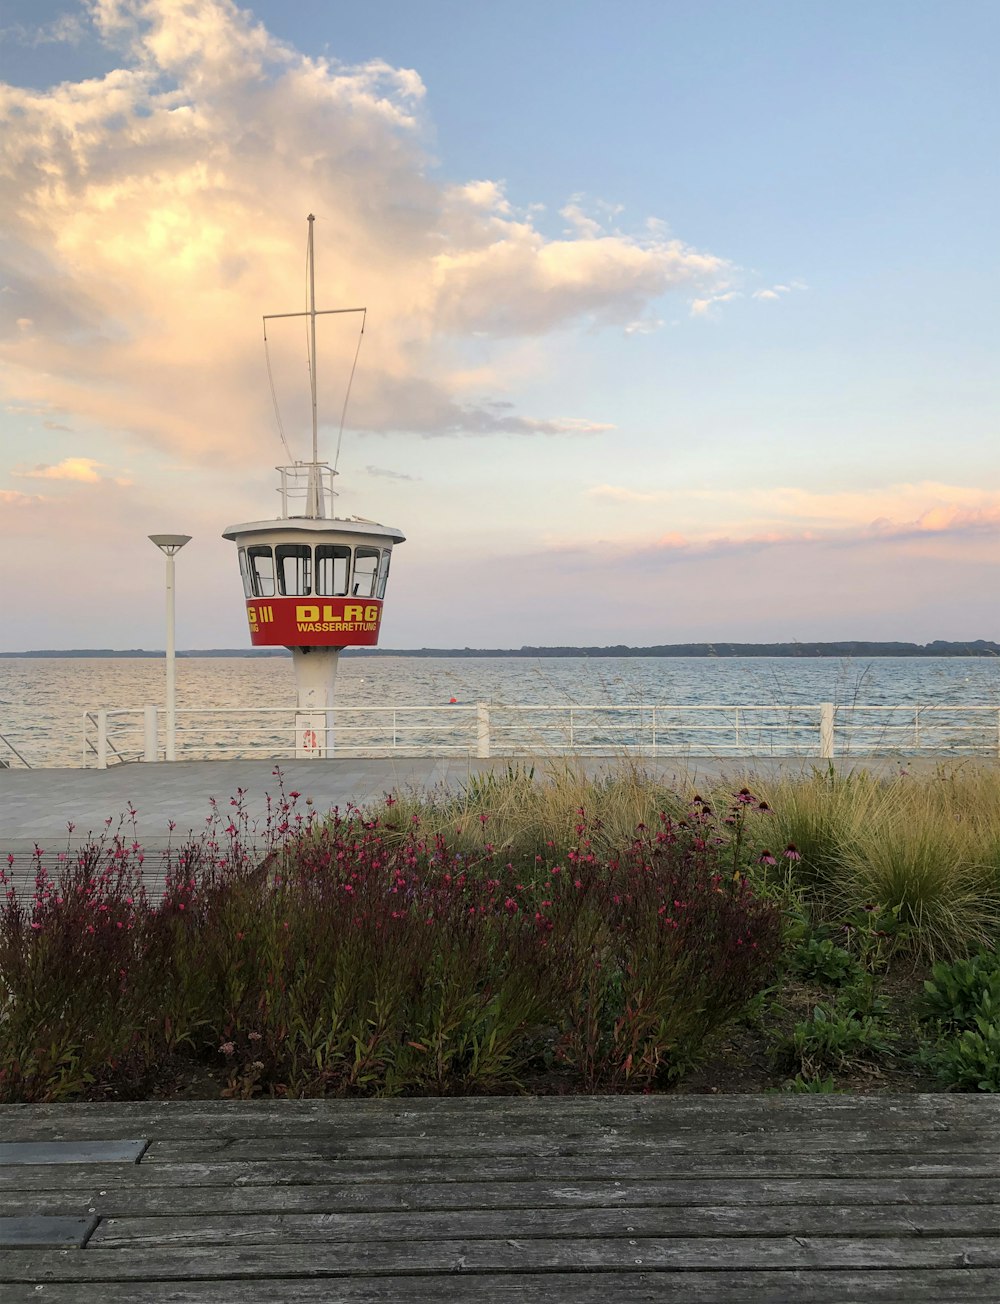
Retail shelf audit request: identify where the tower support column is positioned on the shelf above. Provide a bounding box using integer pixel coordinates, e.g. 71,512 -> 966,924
292,647 -> 341,757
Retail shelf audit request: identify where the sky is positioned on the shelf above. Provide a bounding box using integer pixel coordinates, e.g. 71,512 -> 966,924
1,0 -> 999,650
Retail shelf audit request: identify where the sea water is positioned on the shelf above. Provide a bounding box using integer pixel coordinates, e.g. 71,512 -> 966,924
3,655 -> 1000,768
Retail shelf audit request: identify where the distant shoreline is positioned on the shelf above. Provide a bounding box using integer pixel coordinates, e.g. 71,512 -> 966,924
3,641 -> 1000,660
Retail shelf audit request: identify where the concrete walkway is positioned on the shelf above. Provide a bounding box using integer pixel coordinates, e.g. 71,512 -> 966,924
1,758 -> 490,844
0,753 -> 988,848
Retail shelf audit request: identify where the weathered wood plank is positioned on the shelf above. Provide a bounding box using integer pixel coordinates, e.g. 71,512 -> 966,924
4,1176 -> 997,1219
0,1269 -> 998,1303
4,1151 -> 998,1193
5,1095 -> 990,1126
1,1269 -> 999,1303
0,1142 -> 147,1166
137,1126 -> 1000,1162
85,1203 -> 1000,1247
5,1236 -> 1000,1280
2,1094 -> 997,1141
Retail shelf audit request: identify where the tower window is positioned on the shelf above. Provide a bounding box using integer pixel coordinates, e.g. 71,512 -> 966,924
376,549 -> 392,599
315,545 -> 351,596
246,546 -> 275,598
353,547 -> 380,598
276,544 -> 312,596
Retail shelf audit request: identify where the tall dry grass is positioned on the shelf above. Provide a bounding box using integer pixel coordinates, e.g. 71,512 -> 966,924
752,764 -> 1000,957
377,759 -> 691,860
374,760 -> 1000,959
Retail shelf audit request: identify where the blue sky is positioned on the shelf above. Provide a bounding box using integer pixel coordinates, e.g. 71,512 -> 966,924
1,0 -> 999,649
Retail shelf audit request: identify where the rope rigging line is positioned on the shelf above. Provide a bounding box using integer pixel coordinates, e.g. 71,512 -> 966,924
333,309 -> 366,476
263,321 -> 294,463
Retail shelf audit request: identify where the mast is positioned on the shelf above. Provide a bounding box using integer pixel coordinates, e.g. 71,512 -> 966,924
262,216 -> 366,521
307,214 -> 319,468
306,214 -> 321,517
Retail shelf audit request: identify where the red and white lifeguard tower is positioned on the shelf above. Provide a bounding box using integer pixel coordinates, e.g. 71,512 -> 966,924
223,216 -> 405,756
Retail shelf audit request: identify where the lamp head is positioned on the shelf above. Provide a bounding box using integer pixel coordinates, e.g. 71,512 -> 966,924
149,534 -> 192,556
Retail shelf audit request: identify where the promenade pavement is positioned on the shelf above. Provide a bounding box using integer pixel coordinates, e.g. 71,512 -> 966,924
0,752 -> 984,849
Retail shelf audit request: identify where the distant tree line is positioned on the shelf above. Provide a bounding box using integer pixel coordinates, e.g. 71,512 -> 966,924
4,640 -> 1000,659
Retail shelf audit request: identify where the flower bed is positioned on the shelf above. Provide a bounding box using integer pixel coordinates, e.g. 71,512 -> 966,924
5,765 -> 1000,1102
0,783 -> 780,1102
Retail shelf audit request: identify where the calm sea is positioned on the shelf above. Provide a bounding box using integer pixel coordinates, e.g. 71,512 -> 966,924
3,655 -> 1000,768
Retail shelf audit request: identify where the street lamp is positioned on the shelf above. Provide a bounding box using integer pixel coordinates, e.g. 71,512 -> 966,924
148,534 -> 191,761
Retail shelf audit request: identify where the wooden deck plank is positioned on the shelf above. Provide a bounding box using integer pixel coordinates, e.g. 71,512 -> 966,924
1,1269 -> 998,1303
137,1125 -> 999,1163
5,1236 -> 1000,1281
2,1094 -> 997,1140
3,1100 -> 996,1142
6,1093 -> 998,1117
4,1150 -> 998,1192
85,1203 -> 1000,1246
4,1176 -> 998,1218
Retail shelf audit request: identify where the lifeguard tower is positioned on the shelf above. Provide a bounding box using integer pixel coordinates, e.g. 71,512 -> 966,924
223,217 -> 405,756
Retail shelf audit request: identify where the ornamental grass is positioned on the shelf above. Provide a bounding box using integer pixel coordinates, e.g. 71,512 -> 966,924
756,766 -> 1000,959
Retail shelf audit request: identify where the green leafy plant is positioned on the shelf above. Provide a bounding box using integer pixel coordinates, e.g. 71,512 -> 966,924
791,936 -> 863,986
923,1018 -> 1000,1092
918,949 -> 1000,1030
785,1000 -> 897,1077
782,1072 -> 840,1093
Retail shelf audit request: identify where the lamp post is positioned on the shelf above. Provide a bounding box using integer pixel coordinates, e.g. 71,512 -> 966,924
148,534 -> 191,761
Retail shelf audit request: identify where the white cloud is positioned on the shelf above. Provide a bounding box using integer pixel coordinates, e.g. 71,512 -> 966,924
0,13 -> 88,48
0,0 -> 733,461
454,180 -> 511,214
690,290 -> 741,317
623,317 -> 664,335
15,457 -> 107,483
752,281 -> 806,302
560,202 -> 603,239
365,464 -> 419,482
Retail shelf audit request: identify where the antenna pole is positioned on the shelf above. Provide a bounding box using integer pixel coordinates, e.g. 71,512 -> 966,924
307,213 -> 318,466
261,217 -> 365,519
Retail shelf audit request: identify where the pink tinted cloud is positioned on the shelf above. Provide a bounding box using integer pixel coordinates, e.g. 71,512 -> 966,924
0,489 -> 45,507
587,481 -> 1000,555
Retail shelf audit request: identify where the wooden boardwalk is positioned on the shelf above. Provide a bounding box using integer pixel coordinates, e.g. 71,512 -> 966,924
1,1095 -> 998,1301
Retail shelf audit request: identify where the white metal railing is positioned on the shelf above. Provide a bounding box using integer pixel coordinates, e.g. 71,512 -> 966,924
0,730 -> 32,768
80,701 -> 1000,768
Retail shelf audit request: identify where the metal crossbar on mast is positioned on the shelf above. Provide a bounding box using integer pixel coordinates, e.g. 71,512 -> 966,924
262,214 -> 366,518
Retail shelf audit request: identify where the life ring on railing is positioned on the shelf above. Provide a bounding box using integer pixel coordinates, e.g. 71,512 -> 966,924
302,728 -> 319,752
